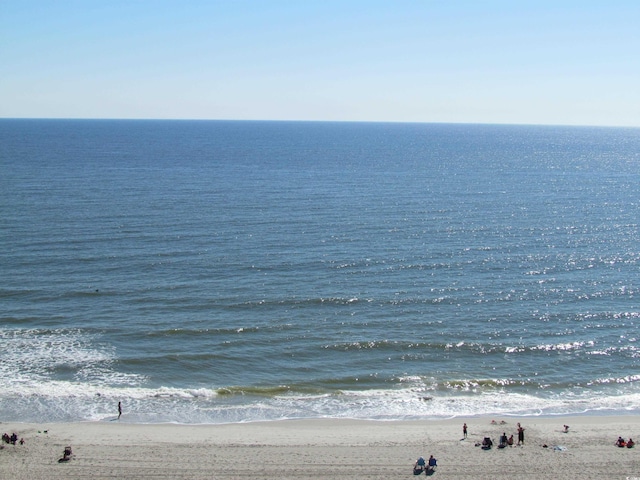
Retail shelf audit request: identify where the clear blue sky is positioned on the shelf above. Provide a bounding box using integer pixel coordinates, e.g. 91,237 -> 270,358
2,0 -> 639,126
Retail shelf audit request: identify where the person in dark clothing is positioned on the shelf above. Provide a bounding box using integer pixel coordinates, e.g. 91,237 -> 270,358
517,423 -> 525,445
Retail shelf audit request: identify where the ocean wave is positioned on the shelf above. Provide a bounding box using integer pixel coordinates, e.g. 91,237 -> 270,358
2,378 -> 639,424
0,327 -> 147,389
320,338 -> 634,358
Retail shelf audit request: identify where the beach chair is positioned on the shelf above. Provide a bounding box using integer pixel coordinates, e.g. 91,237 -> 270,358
58,446 -> 73,463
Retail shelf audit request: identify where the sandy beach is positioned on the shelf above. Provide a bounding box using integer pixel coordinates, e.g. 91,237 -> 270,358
1,416 -> 638,479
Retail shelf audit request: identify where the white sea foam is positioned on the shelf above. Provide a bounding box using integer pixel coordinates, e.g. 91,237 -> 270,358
0,328 -> 146,393
1,375 -> 639,424
2,326 -> 639,424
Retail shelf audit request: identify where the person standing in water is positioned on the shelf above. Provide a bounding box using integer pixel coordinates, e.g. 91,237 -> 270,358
118,401 -> 122,420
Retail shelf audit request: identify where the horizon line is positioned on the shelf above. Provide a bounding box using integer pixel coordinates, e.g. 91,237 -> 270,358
1,117 -> 638,129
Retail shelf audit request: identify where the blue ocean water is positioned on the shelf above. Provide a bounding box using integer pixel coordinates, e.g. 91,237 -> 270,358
1,119 -> 639,424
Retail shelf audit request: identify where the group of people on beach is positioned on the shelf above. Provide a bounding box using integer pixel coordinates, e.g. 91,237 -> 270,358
1,432 -> 24,446
413,455 -> 437,475
497,432 -> 515,448
616,437 -> 634,448
469,421 -> 526,449
463,420 -> 636,453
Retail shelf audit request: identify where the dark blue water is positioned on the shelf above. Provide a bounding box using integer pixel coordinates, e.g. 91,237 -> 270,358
1,119 -> 639,423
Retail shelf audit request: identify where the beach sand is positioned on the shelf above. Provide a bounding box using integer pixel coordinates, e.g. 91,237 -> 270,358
1,416 -> 638,479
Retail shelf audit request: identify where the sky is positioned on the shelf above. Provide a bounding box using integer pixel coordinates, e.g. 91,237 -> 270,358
1,0 -> 639,126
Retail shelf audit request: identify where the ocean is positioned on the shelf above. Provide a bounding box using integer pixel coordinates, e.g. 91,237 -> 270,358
1,119 -> 639,424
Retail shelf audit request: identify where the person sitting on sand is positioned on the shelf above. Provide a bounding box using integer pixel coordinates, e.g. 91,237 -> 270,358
563,425 -> 569,433
9,433 -> 17,445
616,437 -> 626,447
58,446 -> 73,463
498,432 -> 508,448
482,437 -> 493,449
427,455 -> 437,470
507,434 -> 514,446
413,456 -> 426,474
627,438 -> 634,448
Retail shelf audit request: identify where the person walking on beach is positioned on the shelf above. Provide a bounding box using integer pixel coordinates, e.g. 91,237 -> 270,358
517,423 -> 525,445
118,401 -> 122,420
463,423 -> 468,439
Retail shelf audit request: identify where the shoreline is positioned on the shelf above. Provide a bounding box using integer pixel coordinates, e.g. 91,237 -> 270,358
2,415 -> 638,479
